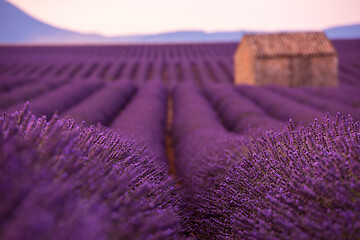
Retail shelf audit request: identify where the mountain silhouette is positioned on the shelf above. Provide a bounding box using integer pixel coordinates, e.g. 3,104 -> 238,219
0,0 -> 105,43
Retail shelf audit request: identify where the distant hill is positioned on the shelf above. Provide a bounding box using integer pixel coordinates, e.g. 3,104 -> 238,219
325,24 -> 360,39
114,31 -> 248,43
0,0 -> 107,43
1,0 -> 359,44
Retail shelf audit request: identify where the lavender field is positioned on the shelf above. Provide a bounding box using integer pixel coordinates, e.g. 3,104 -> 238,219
0,39 -> 360,239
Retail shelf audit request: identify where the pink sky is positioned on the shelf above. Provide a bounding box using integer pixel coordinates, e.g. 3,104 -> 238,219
6,0 -> 360,36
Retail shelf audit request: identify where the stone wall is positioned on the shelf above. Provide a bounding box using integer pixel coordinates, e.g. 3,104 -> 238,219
253,55 -> 338,87
309,56 -> 338,87
254,58 -> 289,86
234,40 -> 256,85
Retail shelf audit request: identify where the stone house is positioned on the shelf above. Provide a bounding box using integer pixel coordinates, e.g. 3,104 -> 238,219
234,32 -> 338,87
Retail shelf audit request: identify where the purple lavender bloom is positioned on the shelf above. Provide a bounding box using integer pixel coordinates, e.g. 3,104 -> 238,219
0,105 -> 182,239
171,82 -> 241,237
186,114 -> 360,239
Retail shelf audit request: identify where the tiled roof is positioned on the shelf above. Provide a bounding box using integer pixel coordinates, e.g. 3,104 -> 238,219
242,32 -> 337,58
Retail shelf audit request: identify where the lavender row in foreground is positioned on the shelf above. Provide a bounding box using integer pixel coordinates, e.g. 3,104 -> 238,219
171,83 -> 237,237
0,105 -> 182,240
194,115 -> 360,239
172,83 -> 229,178
62,81 -> 137,126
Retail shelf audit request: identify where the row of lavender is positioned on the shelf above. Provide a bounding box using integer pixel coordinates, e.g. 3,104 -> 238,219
171,83 -> 360,239
1,42 -> 360,88
0,59 -> 233,84
0,42 -> 235,85
1,47 -> 360,130
1,76 -> 359,137
1,59 -> 357,89
0,105 -> 182,239
1,59 -> 359,96
0,78 -> 171,164
0,43 -> 236,60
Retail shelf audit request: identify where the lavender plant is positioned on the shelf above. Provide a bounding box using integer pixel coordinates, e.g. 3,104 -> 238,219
203,83 -> 283,134
306,86 -> 360,108
237,85 -> 327,126
267,85 -> 360,120
111,82 -> 168,162
188,114 -> 360,239
0,78 -> 70,108
62,81 -> 136,126
0,77 -> 38,92
0,104 -> 182,239
5,80 -> 104,119
171,83 -> 240,237
133,60 -> 149,84
339,64 -> 360,86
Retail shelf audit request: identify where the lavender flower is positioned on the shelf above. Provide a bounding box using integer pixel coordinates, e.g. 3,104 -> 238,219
0,104 -> 182,239
187,114 -> 360,239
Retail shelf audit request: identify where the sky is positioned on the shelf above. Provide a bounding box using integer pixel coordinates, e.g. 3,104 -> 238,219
6,0 -> 360,37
